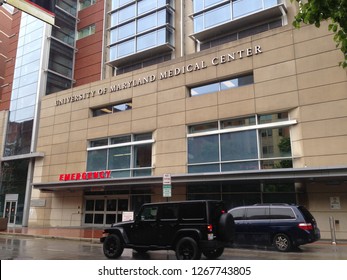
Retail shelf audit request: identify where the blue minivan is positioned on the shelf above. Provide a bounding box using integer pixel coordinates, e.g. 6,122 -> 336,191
229,204 -> 320,251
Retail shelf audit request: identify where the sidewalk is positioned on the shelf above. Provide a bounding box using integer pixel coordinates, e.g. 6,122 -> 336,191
0,226 -> 104,242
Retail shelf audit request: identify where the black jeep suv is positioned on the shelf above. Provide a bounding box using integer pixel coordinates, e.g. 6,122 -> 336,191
100,200 -> 235,260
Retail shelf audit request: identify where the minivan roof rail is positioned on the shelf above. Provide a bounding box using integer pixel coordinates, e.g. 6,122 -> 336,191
253,203 -> 289,206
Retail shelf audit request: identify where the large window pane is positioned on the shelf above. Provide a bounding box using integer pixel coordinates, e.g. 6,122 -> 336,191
137,13 -> 157,33
134,144 -> 152,168
221,161 -> 259,171
137,31 -> 157,51
191,82 -> 219,96
233,0 -> 262,19
87,150 -> 107,171
204,3 -> 231,29
221,130 -> 258,161
118,21 -> 135,40
108,146 -> 131,169
118,39 -> 135,57
188,135 -> 219,164
118,4 -> 135,23
259,127 -> 291,158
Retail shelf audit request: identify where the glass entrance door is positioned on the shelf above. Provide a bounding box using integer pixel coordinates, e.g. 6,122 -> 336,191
83,196 -> 129,226
4,200 -> 17,225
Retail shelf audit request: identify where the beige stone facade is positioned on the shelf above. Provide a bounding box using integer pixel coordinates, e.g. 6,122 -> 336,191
23,3 -> 347,240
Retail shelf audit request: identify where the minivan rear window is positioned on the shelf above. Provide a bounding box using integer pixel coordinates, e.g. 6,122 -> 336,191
298,206 -> 314,221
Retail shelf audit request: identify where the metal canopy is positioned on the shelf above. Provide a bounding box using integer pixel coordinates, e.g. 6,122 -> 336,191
32,166 -> 347,192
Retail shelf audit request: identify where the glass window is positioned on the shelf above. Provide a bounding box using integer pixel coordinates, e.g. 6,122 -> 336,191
117,39 -> 135,57
221,116 -> 256,129
181,202 -> 205,220
118,21 -> 135,40
190,74 -> 253,97
79,0 -> 96,10
191,83 -> 220,96
87,150 -> 107,171
118,4 -> 136,23
233,0 -> 263,19
137,13 -> 157,33
137,31 -> 157,51
87,133 -> 153,177
246,207 -> 268,220
134,144 -> 152,168
221,130 -> 258,161
204,3 -> 231,29
108,146 -> 131,169
230,208 -> 245,220
187,113 -> 294,174
111,135 -> 132,144
140,206 -> 158,220
78,24 -> 96,39
160,205 -> 178,220
270,207 -> 296,219
189,122 -> 218,134
188,135 -> 219,164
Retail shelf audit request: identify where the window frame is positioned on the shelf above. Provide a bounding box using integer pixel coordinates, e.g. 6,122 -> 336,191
87,133 -> 154,178
187,113 -> 296,173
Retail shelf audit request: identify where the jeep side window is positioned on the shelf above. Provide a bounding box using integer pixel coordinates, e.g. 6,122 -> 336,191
160,205 -> 178,220
181,202 -> 205,221
270,207 -> 295,219
140,206 -> 158,221
246,207 -> 268,220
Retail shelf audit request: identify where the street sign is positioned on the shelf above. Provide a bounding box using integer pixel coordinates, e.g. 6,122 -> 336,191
163,174 -> 172,197
163,173 -> 171,185
5,0 -> 55,25
163,185 -> 172,198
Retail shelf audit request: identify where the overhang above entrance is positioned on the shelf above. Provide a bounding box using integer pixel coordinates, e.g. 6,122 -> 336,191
32,166 -> 347,192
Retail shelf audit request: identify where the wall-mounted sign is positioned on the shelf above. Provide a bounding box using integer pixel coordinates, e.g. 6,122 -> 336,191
55,45 -> 263,106
59,170 -> 111,181
330,196 -> 341,209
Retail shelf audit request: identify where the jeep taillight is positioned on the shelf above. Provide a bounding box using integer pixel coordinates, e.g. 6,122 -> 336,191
207,224 -> 213,232
298,223 -> 313,231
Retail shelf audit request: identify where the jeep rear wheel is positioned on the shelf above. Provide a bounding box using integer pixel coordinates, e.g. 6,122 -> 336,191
103,234 -> 124,259
175,237 -> 201,260
203,247 -> 224,259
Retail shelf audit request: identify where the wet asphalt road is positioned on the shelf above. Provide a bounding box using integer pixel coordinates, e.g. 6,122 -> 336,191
1,235 -> 346,260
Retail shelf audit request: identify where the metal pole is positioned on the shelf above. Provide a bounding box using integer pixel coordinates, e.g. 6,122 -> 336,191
329,216 -> 337,245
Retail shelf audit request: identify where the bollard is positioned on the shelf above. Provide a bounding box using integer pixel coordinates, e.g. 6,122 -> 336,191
329,216 -> 337,245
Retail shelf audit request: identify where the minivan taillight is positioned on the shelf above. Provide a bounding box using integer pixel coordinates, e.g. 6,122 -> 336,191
298,223 -> 313,231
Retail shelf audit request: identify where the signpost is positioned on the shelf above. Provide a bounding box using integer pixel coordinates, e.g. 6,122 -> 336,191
4,0 -> 56,25
163,174 -> 172,198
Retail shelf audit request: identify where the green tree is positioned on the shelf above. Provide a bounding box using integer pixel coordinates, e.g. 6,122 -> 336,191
291,0 -> 347,68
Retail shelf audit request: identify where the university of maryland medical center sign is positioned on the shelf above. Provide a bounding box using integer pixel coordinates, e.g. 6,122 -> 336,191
55,45 -> 263,106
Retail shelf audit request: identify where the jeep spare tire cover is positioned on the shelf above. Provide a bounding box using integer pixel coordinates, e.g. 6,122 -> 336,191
218,212 -> 235,242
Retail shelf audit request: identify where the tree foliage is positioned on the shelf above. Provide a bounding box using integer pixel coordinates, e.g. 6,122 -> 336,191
291,0 -> 347,68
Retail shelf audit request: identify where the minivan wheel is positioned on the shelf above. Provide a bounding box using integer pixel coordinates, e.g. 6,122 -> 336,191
103,234 -> 124,259
273,233 -> 292,252
203,247 -> 224,259
175,237 -> 202,260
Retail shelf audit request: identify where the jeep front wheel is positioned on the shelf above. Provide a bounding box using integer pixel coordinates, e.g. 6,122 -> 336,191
103,234 -> 124,259
175,237 -> 201,260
